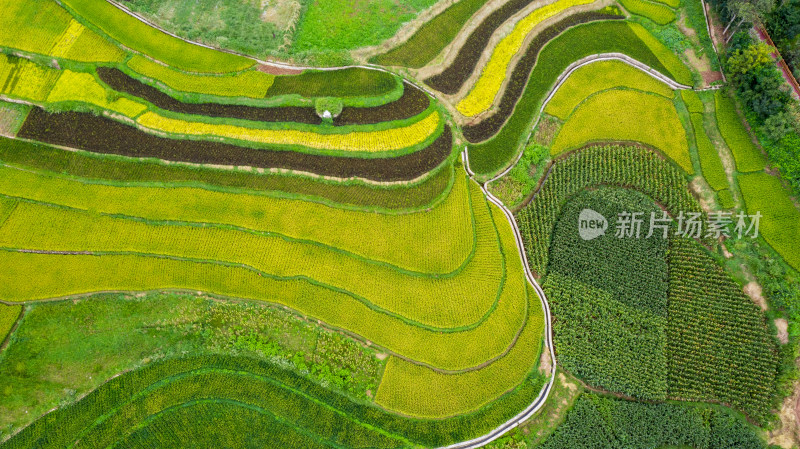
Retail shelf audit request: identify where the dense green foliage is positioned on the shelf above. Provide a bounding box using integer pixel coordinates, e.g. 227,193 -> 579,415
539,393 -> 767,449
545,188 -> 669,400
466,21 -> 679,175
371,0 -> 490,68
667,237 -> 778,424
292,0 -> 437,54
2,350 -> 546,448
548,188 -> 669,316
516,145 -> 701,275
546,273 -> 668,400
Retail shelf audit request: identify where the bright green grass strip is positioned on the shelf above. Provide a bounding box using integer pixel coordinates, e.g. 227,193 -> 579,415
681,89 -> 704,113
714,91 -> 766,173
0,164 -> 472,274
739,172 -> 800,272
371,0 -> 490,68
551,89 -> 692,173
0,302 -> 21,344
690,113 -> 727,191
467,20 -> 678,176
544,59 -> 674,120
619,0 -> 676,24
0,0 -> 72,55
292,0 -> 438,53
127,55 -> 274,99
59,0 -> 253,73
629,22 -> 693,86
375,276 -> 544,418
717,188 -> 735,209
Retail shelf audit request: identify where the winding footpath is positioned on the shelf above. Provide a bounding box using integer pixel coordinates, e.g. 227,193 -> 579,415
440,151 -> 558,449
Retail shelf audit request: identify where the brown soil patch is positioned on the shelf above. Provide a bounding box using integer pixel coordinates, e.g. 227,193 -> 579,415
257,64 -> 303,75
775,318 -> 789,345
702,71 -> 724,84
721,242 -> 733,258
538,347 -> 553,377
533,114 -> 561,146
769,371 -> 800,448
689,177 -> 716,213
375,352 -> 389,361
744,281 -> 768,311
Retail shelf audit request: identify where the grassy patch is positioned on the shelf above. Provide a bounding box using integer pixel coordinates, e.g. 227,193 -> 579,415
551,89 -> 693,173
544,59 -> 674,120
371,0 -> 490,68
717,188 -> 735,209
690,113 -> 728,191
619,0 -> 677,25
739,172 -> 800,272
714,91 -> 766,173
60,0 -> 253,72
293,0 -> 438,53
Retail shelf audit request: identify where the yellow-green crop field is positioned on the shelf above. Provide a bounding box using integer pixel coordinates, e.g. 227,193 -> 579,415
544,59 -> 674,120
551,89 -> 693,173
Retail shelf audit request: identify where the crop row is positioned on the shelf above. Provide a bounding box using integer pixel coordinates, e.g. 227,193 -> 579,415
545,273 -> 668,401
0,168 -> 535,373
618,0 -> 677,25
370,0 -> 491,68
0,193 -> 503,334
0,135 -> 454,212
0,162 -> 474,278
461,12 -> 622,143
714,90 -> 766,173
0,0 -> 124,64
550,89 -> 693,173
466,21 -> 693,175
4,354 -> 546,448
424,0 -> 551,94
543,59 -> 674,120
98,67 -> 430,126
16,108 -> 454,182
666,237 -> 778,424
456,0 -> 597,118
516,144 -> 701,275
690,112 -> 729,191
540,393 -> 767,449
